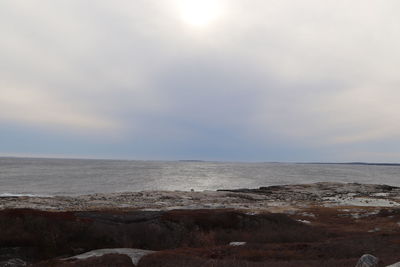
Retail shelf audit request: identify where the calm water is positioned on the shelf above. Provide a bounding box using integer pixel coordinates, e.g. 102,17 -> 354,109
0,157 -> 399,196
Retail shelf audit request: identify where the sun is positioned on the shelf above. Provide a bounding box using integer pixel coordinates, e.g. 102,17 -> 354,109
178,0 -> 223,27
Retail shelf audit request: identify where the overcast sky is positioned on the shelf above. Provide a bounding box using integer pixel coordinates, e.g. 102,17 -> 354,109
1,0 -> 400,162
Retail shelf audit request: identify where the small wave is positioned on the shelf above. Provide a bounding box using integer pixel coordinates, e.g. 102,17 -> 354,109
0,193 -> 51,198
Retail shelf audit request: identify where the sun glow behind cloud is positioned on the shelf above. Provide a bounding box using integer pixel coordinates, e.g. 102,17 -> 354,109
178,0 -> 223,27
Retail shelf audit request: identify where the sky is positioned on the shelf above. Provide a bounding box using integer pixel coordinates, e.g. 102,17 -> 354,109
1,0 -> 400,162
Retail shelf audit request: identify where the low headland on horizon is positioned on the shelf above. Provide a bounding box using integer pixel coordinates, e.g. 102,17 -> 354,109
2,155 -> 400,165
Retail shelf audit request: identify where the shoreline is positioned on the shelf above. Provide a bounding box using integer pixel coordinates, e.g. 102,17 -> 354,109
1,182 -> 400,212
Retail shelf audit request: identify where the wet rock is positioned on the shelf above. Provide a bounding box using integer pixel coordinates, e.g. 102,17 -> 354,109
356,254 -> 379,267
376,185 -> 398,191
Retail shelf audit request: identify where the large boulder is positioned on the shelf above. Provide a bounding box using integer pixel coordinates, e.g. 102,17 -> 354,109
356,254 -> 379,267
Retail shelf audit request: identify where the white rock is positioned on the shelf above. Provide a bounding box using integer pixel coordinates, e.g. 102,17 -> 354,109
324,196 -> 399,207
297,219 -> 311,224
229,242 -> 246,246
373,193 -> 390,197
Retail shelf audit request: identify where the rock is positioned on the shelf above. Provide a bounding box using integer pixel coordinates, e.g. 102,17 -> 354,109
386,261 -> 400,267
34,254 -> 134,267
0,258 -> 27,267
229,242 -> 246,246
65,248 -> 155,265
356,254 -> 379,267
297,219 -> 311,224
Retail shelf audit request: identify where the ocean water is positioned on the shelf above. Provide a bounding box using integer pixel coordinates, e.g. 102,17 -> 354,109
0,157 -> 399,196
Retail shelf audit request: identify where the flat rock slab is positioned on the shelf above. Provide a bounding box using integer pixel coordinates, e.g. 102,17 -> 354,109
65,248 -> 154,265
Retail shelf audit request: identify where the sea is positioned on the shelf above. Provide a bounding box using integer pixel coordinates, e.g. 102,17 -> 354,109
0,157 -> 400,196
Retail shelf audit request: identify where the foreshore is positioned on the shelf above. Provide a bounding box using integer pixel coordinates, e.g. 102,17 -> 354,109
2,182 -> 400,212
1,182 -> 400,266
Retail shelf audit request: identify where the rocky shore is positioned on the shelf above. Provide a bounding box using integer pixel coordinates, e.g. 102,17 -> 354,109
1,182 -> 400,212
1,182 -> 400,266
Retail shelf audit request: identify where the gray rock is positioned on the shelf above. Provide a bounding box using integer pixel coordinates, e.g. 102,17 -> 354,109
0,258 -> 27,267
65,248 -> 154,265
229,242 -> 246,246
386,261 -> 400,267
356,254 -> 379,267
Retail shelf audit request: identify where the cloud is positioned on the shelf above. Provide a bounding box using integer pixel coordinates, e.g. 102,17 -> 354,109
208,0 -> 400,147
0,84 -> 119,133
251,84 -> 400,146
1,0 -> 400,160
0,0 -> 168,135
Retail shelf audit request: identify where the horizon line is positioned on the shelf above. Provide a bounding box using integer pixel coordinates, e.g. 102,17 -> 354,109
0,155 -> 399,166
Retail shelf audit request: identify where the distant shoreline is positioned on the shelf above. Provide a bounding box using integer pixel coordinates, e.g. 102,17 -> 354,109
305,162 -> 400,166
